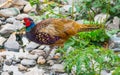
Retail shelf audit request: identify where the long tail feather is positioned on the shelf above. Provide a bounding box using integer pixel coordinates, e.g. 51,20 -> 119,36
77,24 -> 102,32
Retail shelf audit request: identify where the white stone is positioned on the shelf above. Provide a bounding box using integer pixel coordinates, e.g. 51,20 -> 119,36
38,45 -> 46,50
0,21 -> 24,34
51,64 -> 65,72
49,48 -> 57,57
6,17 -> 16,23
101,70 -> 111,75
0,24 -> 16,34
21,59 -> 36,67
37,56 -> 46,64
23,3 -> 33,13
30,49 -> 46,56
25,42 -> 39,51
0,8 -> 20,17
94,13 -> 110,23
1,72 -> 10,75
4,33 -> 20,52
47,60 -> 54,66
25,68 -> 45,75
106,16 -> 120,30
0,20 -> 2,25
22,36 -> 29,46
13,20 -> 24,30
22,54 -> 38,60
113,17 -> 120,25
16,14 -> 29,20
13,0 -> 28,6
44,45 -> 50,53
18,64 -> 28,71
0,0 -> 12,8
0,36 -> 6,46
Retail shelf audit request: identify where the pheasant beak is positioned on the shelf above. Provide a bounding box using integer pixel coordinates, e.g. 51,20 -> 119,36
21,20 -> 24,23
21,20 -> 26,26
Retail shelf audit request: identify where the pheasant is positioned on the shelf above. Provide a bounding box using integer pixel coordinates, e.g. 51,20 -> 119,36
23,18 -> 101,46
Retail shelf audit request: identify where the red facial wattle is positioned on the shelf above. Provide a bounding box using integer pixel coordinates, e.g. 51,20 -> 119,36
25,21 -> 31,27
23,18 -> 31,27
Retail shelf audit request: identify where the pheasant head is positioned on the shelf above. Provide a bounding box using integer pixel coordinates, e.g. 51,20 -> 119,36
23,18 -> 35,32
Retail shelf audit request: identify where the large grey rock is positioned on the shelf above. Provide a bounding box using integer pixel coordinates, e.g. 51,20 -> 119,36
14,5 -> 24,10
101,70 -> 111,75
4,33 -> 20,52
0,0 -> 12,8
13,20 -> 24,30
1,71 -> 13,75
0,8 -> 20,17
0,36 -> 6,46
94,13 -> 110,23
4,59 -> 12,66
22,36 -> 29,46
0,0 -> 27,8
0,21 -> 24,34
21,59 -> 36,67
13,0 -> 28,6
25,42 -> 39,51
0,24 -> 16,34
107,16 -> 120,30
109,34 -> 120,51
6,17 -> 16,23
1,72 -> 10,75
113,17 -> 120,26
51,64 -> 65,72
16,14 -> 29,20
25,68 -> 45,75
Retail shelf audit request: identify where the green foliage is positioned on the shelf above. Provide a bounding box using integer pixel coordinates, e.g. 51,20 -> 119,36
64,46 -> 120,75
112,67 -> 120,75
29,0 -> 120,20
28,0 -> 120,75
64,29 -> 109,50
74,0 -> 120,20
29,0 -> 39,6
29,0 -> 67,19
57,26 -> 120,75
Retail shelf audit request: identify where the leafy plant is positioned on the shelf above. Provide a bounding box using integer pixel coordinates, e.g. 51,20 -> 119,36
57,24 -> 120,75
64,46 -> 120,75
64,29 -> 109,50
73,0 -> 120,20
29,0 -> 67,19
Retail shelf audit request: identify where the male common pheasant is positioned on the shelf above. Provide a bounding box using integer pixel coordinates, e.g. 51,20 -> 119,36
23,18 -> 101,47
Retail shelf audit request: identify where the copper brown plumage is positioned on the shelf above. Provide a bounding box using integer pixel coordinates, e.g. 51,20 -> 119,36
23,18 -> 101,46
